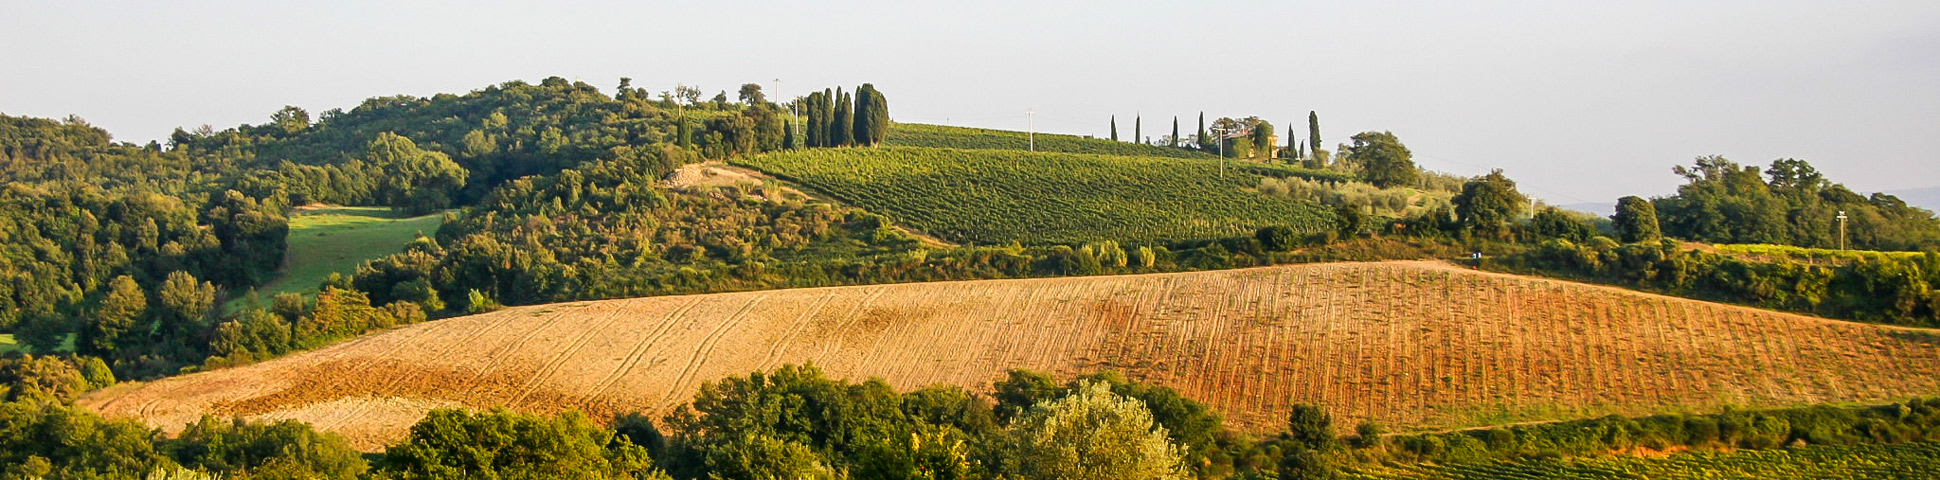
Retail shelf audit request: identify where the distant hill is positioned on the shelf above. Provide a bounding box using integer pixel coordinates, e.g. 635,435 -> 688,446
1888,187 -> 1940,211
1557,202 -> 1613,217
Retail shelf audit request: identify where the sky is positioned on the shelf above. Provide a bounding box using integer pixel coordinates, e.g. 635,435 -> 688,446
4,0 -> 1937,208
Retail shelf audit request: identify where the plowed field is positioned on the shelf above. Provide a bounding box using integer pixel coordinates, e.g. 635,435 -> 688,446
83,261 -> 1940,450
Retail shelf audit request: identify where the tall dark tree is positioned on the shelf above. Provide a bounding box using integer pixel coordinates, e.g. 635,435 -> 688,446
853,84 -> 888,147
1286,123 -> 1299,161
1613,195 -> 1662,243
832,88 -> 854,147
1196,113 -> 1208,151
1110,115 -> 1119,142
1343,131 -> 1417,188
819,88 -> 835,147
853,85 -> 873,146
1308,111 -> 1322,159
1171,117 -> 1180,147
1134,115 -> 1142,145
1251,121 -> 1274,159
804,92 -> 825,148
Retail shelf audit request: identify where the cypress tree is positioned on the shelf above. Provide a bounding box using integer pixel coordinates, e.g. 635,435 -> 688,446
856,83 -> 889,146
1110,116 -> 1118,142
1171,117 -> 1179,147
1197,112 -> 1208,151
833,88 -> 854,147
804,92 -> 824,147
875,88 -> 889,140
853,84 -> 872,146
783,121 -> 798,150
1135,115 -> 1142,145
820,88 -> 835,146
1286,123 -> 1298,161
677,115 -> 691,149
1308,111 -> 1321,158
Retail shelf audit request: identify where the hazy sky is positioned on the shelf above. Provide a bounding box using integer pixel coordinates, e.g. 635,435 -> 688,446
4,1 -> 1937,207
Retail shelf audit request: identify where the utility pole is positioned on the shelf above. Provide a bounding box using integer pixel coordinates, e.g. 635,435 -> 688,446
1837,210 -> 1848,250
1027,109 -> 1036,152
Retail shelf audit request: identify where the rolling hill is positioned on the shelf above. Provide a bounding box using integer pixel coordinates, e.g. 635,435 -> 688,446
83,261 -> 1940,451
733,146 -> 1341,245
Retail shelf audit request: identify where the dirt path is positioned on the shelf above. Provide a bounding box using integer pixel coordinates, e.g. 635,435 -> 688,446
666,161 -> 957,248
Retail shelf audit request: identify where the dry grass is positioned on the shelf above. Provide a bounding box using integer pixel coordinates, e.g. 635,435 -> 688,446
82,261 -> 1940,451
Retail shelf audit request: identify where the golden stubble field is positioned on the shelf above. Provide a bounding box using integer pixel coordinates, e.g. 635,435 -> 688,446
83,261 -> 1940,450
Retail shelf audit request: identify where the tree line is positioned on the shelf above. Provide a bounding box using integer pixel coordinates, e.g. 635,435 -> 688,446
801,83 -> 890,148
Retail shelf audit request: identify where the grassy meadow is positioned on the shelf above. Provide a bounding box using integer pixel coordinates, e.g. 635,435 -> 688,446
238,206 -> 444,303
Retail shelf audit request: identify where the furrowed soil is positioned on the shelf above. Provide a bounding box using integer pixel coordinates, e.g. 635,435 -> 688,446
83,261 -> 1940,451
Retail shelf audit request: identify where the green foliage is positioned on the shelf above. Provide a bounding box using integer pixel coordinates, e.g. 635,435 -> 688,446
1002,381 -> 1189,480
364,133 -> 469,215
884,123 -> 1212,158
1528,207 -> 1597,243
167,416 -> 366,479
1285,404 -> 1337,451
1612,195 -> 1661,243
376,408 -> 663,480
1357,398 -> 1940,478
1653,156 -> 1940,250
0,401 -> 168,479
1257,176 -> 1453,218
735,146 -> 1335,245
205,286 -> 423,368
660,364 -> 1002,479
1258,226 -> 1301,251
1342,131 -> 1417,188
1451,170 -> 1524,236
0,354 -> 94,403
1357,441 -> 1940,480
1494,239 -> 1939,326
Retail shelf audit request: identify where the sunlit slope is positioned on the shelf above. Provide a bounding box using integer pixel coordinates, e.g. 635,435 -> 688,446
252,206 -> 444,300
735,146 -> 1337,244
86,261 -> 1940,451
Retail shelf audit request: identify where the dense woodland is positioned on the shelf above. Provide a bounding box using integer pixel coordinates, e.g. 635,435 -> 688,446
4,76 -> 1940,478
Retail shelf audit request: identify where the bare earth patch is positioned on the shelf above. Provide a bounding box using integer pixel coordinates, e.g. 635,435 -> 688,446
82,261 -> 1940,451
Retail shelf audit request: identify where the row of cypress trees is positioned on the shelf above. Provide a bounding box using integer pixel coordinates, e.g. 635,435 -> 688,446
800,84 -> 889,148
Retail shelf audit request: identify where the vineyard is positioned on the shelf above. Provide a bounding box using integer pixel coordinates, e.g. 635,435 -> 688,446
733,146 -> 1337,244
1358,441 -> 1940,479
885,122 -> 1215,158
83,261 -> 1940,451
